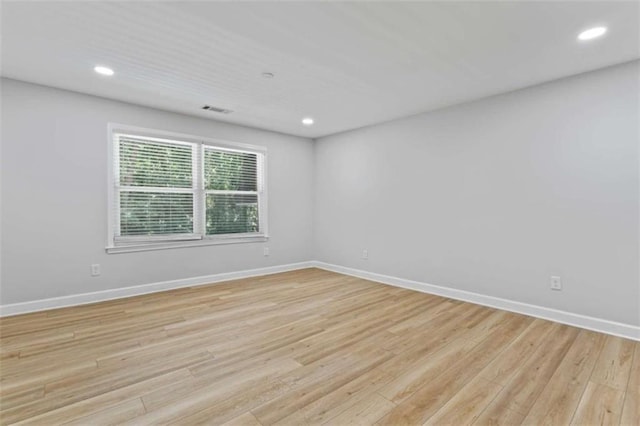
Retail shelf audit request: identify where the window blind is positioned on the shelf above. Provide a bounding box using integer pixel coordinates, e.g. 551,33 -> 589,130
204,147 -> 260,235
115,136 -> 197,242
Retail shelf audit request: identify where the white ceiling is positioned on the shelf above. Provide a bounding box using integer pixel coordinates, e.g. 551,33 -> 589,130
1,1 -> 638,138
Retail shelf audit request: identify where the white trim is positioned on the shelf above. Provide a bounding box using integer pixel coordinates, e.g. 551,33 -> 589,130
193,142 -> 205,236
106,124 -> 117,247
105,234 -> 268,254
310,261 -> 640,342
258,149 -> 268,236
118,186 -> 195,193
2,260 -> 637,341
0,262 -> 313,317
108,123 -> 267,154
204,190 -> 258,196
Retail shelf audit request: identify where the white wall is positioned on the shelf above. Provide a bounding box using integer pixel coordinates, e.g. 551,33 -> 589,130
1,79 -> 314,305
314,61 -> 640,326
3,62 -> 639,328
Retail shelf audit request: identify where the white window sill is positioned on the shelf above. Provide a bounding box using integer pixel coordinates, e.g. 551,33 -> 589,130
106,235 -> 268,254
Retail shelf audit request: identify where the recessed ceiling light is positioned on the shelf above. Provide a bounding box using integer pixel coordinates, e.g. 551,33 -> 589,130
94,66 -> 114,76
578,26 -> 607,41
302,117 -> 314,126
261,72 -> 274,79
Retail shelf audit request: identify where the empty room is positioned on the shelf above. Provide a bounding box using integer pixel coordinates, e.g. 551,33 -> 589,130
0,1 -> 638,425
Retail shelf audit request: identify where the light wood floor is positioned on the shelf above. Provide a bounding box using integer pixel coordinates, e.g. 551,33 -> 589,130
0,268 -> 638,425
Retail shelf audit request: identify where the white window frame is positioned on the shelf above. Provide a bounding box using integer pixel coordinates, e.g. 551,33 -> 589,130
106,124 -> 268,254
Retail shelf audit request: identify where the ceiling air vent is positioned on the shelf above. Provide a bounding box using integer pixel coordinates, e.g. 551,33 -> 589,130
202,105 -> 233,114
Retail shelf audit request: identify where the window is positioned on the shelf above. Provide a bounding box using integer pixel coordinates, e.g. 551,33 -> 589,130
107,125 -> 267,253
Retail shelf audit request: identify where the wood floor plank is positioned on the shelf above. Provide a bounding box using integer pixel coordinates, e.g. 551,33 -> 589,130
129,366 -> 294,424
377,328 -> 489,404
473,323 -> 579,417
625,342 -> 640,392
570,381 -> 625,426
478,319 -> 555,386
620,388 -> 639,426
1,268 -> 636,426
382,302 -> 484,355
0,360 -> 99,409
222,412 -> 263,426
141,357 -> 301,413
321,392 -> 395,426
376,314 -> 533,425
520,329 -> 606,426
273,366 -> 394,425
591,335 -> 635,391
473,405 -> 525,426
61,398 -> 146,426
0,386 -> 44,413
9,369 -> 191,425
423,376 -> 502,425
252,350 -> 394,425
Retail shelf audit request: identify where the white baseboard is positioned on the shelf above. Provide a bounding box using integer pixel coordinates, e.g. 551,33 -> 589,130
2,260 -> 638,342
0,262 -> 314,317
311,261 -> 640,342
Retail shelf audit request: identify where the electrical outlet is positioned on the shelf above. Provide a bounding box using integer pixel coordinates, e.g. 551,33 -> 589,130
263,247 -> 269,257
550,276 -> 562,291
91,264 -> 101,277
362,249 -> 368,260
